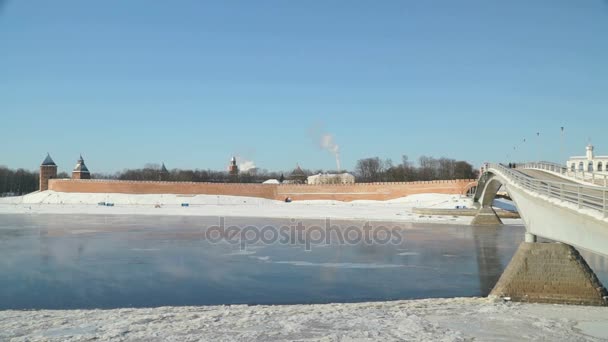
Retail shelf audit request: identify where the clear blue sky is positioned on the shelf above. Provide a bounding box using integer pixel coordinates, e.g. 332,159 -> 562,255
1,0 -> 607,174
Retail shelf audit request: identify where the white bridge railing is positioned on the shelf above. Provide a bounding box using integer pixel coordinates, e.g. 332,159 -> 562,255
518,162 -> 608,187
486,163 -> 608,218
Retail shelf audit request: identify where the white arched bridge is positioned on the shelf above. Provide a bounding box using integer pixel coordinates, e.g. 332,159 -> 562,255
474,163 -> 608,257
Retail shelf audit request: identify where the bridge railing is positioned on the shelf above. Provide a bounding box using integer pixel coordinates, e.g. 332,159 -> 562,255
518,162 -> 608,187
486,163 -> 608,218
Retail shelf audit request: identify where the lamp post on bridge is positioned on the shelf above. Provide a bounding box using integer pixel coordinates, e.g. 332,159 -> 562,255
560,126 -> 565,165
536,132 -> 540,162
513,146 -> 517,165
521,138 -> 526,163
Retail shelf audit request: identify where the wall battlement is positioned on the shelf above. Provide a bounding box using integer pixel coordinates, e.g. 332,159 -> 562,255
278,180 -> 475,186
48,178 -> 477,202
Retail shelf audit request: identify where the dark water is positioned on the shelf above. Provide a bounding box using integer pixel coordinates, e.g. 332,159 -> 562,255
0,214 -> 606,310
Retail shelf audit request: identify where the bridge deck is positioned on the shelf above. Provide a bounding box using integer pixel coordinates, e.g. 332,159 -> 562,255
517,169 -> 606,213
478,164 -> 608,257
518,169 -> 577,183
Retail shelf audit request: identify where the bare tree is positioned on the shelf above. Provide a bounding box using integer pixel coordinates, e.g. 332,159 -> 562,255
355,155 -> 476,182
355,157 -> 384,182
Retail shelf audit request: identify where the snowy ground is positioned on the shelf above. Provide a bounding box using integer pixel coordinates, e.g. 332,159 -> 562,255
0,191 -> 521,225
2,297 -> 608,341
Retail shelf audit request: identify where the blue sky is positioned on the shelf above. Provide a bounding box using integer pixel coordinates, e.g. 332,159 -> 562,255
1,0 -> 607,174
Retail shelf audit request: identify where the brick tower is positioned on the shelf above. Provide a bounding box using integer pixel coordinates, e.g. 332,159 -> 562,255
40,153 -> 58,191
228,156 -> 239,182
72,155 -> 91,179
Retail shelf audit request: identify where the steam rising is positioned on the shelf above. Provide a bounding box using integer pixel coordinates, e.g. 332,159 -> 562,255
239,160 -> 256,172
320,134 -> 341,171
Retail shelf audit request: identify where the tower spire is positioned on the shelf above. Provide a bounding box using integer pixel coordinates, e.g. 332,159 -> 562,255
72,154 -> 91,179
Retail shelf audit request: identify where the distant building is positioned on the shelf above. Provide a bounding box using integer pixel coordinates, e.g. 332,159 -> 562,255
228,156 -> 239,182
567,145 -> 608,173
40,153 -> 58,191
307,173 -> 355,185
159,162 -> 169,181
72,155 -> 91,179
289,164 -> 308,184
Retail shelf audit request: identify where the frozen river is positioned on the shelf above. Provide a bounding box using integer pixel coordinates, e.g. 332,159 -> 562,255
1,214 -> 606,310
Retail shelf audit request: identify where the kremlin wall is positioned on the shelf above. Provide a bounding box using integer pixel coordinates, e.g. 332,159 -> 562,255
40,154 -> 477,202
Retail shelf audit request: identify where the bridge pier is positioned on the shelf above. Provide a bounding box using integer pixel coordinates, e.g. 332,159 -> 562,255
471,206 -> 503,226
524,232 -> 537,243
490,242 -> 608,306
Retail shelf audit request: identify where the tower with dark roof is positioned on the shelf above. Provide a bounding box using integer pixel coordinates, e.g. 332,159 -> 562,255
72,155 -> 91,180
40,153 -> 58,191
290,164 -> 308,184
159,162 -> 169,181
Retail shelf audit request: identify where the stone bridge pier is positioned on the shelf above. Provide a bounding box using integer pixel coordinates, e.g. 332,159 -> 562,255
471,206 -> 503,225
489,242 -> 607,306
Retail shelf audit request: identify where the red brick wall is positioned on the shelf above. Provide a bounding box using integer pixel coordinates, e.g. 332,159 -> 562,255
48,179 -> 278,199
48,179 -> 477,201
277,180 -> 477,201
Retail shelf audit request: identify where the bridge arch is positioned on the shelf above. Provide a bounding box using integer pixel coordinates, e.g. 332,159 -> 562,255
462,181 -> 478,197
474,172 -> 506,207
476,174 -> 504,207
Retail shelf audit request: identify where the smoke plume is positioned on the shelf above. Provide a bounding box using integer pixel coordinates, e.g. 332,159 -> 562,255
239,160 -> 256,172
309,124 -> 341,171
320,133 -> 341,171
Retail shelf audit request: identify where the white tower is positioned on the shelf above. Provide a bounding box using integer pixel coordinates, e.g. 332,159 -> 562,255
586,144 -> 594,160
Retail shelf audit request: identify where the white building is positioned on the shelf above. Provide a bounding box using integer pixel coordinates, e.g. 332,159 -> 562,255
567,145 -> 608,173
307,173 -> 355,185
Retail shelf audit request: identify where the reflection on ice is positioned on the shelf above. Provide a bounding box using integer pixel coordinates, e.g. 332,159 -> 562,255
397,252 -> 420,256
249,256 -> 270,262
225,250 -> 257,256
0,214 -> 606,309
273,261 -> 404,269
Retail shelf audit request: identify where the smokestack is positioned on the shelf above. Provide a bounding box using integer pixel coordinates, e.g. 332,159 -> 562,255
336,151 -> 341,172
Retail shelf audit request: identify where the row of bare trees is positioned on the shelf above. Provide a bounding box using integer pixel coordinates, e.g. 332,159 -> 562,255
0,167 -> 39,196
355,155 -> 478,182
96,156 -> 477,184
92,163 -> 307,184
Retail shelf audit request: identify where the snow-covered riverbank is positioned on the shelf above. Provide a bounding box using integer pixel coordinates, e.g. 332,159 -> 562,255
0,191 -> 521,225
2,297 -> 607,341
